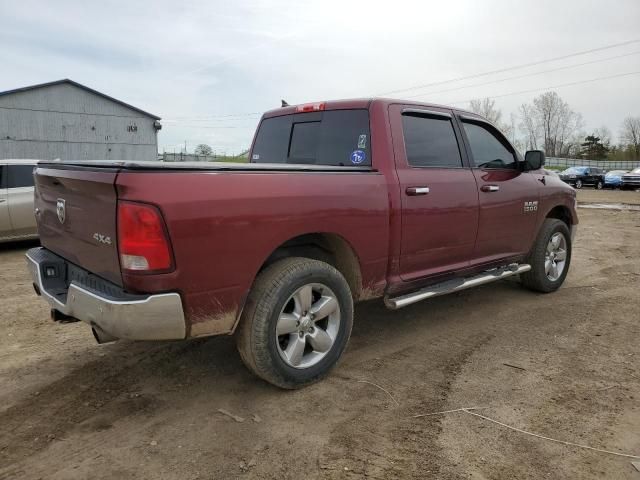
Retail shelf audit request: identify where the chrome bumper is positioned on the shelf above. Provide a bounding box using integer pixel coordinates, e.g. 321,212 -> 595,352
26,248 -> 186,342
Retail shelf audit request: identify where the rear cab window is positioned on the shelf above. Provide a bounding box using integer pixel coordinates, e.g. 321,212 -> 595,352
251,109 -> 371,167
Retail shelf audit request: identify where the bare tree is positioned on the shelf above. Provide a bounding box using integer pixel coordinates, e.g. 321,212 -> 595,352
518,104 -> 538,150
194,144 -> 213,156
468,98 -> 514,139
620,116 -> 640,158
469,98 -> 502,124
593,126 -> 612,148
517,92 -> 583,157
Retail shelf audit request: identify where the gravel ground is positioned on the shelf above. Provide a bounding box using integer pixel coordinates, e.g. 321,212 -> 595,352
0,189 -> 638,479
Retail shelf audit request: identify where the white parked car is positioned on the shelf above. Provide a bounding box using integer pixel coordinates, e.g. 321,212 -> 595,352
0,160 -> 38,243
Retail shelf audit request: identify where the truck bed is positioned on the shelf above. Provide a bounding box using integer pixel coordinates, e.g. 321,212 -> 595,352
33,160 -> 390,337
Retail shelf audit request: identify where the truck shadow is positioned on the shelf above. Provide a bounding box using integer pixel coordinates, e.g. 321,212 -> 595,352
0,239 -> 39,252
0,279 -> 530,474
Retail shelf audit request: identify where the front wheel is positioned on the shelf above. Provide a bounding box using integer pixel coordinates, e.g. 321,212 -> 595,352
596,180 -> 603,190
521,219 -> 572,293
236,257 -> 353,389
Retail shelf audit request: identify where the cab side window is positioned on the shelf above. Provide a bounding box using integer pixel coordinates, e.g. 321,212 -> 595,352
8,165 -> 35,188
462,121 -> 517,169
401,113 -> 463,168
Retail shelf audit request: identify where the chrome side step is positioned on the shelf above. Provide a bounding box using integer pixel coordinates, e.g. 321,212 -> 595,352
384,263 -> 531,310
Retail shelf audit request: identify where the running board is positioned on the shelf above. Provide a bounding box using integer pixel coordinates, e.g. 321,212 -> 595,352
384,263 -> 531,310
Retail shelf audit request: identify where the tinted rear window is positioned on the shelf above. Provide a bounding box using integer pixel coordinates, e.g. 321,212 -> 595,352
8,165 -> 35,188
0,166 -> 6,189
251,109 -> 371,166
402,114 -> 462,168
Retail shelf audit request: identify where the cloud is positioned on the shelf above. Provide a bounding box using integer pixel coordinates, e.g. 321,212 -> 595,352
1,0 -> 639,151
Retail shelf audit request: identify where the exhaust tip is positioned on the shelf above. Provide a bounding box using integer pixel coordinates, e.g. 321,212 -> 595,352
92,326 -> 118,344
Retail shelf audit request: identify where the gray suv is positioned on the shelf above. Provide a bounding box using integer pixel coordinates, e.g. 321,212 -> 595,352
0,160 -> 38,243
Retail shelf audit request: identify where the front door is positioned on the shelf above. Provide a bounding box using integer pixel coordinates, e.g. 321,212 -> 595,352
457,116 -> 540,264
390,105 -> 479,282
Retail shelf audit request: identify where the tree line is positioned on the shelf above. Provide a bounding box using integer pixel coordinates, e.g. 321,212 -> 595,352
469,93 -> 640,161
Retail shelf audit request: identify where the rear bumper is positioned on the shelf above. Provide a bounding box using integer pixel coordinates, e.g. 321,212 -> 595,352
26,247 -> 186,341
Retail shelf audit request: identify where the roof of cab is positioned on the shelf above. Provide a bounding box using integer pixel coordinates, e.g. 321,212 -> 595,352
261,97 -> 478,119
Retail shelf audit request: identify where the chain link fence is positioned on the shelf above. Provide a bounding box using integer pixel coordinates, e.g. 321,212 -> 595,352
546,157 -> 640,171
159,152 -> 248,162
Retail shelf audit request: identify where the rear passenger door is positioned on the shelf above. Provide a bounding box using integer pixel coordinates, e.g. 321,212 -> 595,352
0,165 -> 11,238
457,116 -> 540,264
7,164 -> 37,236
390,105 -> 479,281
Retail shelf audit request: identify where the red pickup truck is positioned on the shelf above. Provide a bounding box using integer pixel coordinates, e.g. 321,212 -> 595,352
27,98 -> 577,388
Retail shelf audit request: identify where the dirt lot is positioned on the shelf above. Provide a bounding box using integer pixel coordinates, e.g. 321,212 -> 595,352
1,189 -> 639,479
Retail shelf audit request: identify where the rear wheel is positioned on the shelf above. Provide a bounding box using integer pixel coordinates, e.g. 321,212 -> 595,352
522,219 -> 572,293
236,257 -> 353,389
575,179 -> 583,189
596,180 -> 603,189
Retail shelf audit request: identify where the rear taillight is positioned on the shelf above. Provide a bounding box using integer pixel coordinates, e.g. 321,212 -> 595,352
117,201 -> 173,273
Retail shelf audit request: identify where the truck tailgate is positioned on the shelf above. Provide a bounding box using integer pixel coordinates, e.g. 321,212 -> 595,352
34,165 -> 122,286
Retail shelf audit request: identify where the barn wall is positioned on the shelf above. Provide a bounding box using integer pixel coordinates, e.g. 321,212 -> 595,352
0,83 -> 158,160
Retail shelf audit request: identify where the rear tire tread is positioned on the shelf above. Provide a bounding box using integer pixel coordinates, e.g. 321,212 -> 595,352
236,257 -> 353,389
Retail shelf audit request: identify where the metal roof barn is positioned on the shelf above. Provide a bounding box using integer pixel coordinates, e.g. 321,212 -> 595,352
0,79 -> 161,161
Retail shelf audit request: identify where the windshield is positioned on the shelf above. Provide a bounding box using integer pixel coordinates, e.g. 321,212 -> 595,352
562,167 -> 588,174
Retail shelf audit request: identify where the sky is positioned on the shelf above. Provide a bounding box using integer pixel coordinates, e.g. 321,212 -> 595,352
1,0 -> 639,154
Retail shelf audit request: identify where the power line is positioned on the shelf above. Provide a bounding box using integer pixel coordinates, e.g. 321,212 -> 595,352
377,38 -> 640,96
164,112 -> 262,121
168,124 -> 255,129
163,118 -> 258,125
405,50 -> 640,100
163,39 -> 640,125
447,70 -> 640,105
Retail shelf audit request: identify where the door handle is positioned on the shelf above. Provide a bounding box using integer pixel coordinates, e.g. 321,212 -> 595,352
0,199 -> 6,203
406,186 -> 430,196
481,185 -> 500,192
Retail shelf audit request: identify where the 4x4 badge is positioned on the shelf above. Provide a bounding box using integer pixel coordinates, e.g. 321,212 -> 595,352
56,199 -> 66,224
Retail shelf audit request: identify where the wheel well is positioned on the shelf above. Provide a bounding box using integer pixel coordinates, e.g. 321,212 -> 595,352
546,205 -> 573,227
260,233 -> 363,299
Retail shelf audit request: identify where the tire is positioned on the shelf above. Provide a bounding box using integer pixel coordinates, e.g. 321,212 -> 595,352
575,179 -> 583,189
596,180 -> 603,190
521,219 -> 572,293
235,257 -> 353,389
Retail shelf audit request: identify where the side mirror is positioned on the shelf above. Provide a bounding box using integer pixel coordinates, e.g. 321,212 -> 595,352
524,150 -> 545,171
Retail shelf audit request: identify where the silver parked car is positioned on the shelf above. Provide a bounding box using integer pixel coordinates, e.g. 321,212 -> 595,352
0,160 -> 38,243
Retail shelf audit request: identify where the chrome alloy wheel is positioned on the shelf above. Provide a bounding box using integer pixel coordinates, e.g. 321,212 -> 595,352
276,283 -> 341,369
545,232 -> 567,281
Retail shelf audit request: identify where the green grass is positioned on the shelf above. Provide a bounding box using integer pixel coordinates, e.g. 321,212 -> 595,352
209,155 -> 248,163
